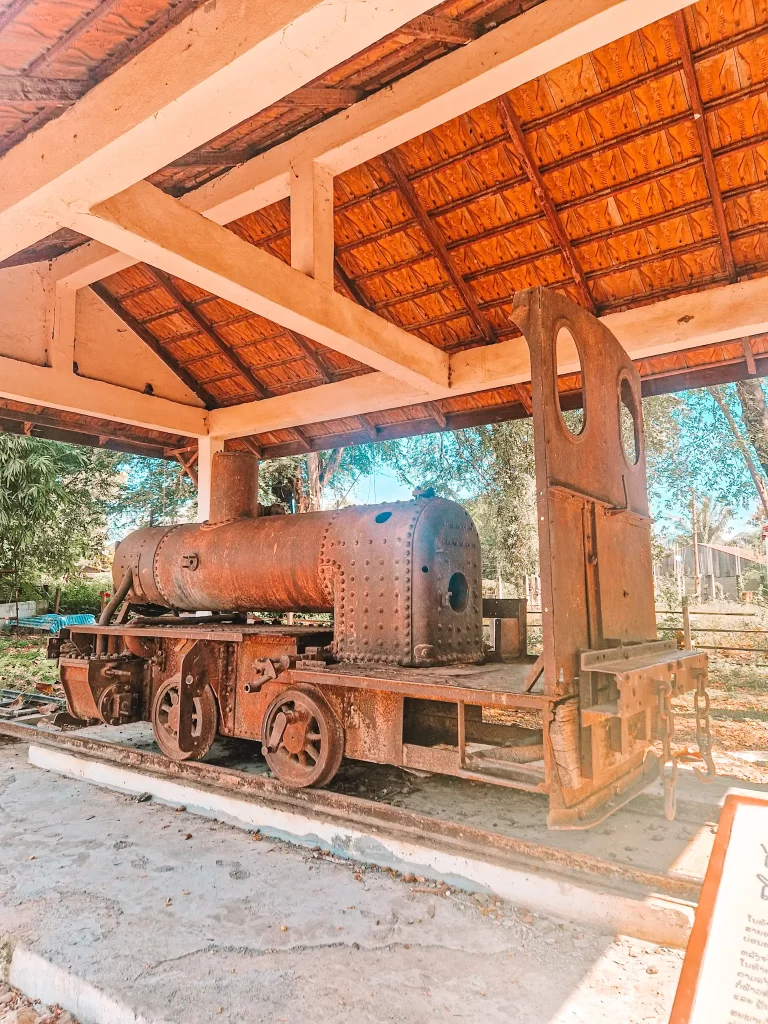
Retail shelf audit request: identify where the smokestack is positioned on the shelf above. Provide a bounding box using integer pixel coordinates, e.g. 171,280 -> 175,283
208,451 -> 259,524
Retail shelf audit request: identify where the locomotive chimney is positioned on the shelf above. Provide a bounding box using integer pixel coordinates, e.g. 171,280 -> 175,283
208,450 -> 260,524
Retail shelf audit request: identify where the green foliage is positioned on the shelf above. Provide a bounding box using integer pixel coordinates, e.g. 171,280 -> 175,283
57,573 -> 113,615
0,435 -> 118,605
109,456 -> 196,534
377,421 -> 539,592
0,634 -> 59,692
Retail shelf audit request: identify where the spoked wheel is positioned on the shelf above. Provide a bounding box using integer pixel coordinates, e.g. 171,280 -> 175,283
151,677 -> 218,761
262,687 -> 343,788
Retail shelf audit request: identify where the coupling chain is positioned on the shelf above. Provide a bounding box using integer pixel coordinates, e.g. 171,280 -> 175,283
694,671 -> 716,784
658,680 -> 678,821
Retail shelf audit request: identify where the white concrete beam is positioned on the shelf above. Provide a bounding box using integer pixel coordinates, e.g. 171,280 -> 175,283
73,182 -> 450,395
0,355 -> 208,437
290,158 -> 335,288
0,0 -> 439,263
51,0 -> 693,289
207,275 -> 768,440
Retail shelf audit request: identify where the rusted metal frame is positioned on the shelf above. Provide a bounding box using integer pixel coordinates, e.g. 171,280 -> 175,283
673,12 -> 737,283
90,282 -> 215,408
0,719 -> 700,899
497,95 -> 595,311
24,0 -> 122,76
151,269 -> 270,399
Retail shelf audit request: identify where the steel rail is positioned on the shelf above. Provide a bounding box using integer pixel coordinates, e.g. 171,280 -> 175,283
0,720 -> 700,902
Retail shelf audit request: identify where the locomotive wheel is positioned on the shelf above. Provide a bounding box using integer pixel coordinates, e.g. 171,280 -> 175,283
262,688 -> 343,788
151,677 -> 218,762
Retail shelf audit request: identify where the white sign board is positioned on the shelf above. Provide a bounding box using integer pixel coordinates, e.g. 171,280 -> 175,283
672,796 -> 768,1024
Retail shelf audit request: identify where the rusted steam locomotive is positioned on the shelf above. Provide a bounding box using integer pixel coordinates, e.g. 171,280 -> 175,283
53,291 -> 714,827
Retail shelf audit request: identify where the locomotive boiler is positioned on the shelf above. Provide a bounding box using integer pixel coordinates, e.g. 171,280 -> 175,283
53,290 -> 714,828
112,451 -> 484,668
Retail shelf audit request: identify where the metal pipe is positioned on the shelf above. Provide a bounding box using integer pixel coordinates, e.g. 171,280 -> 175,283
99,568 -> 133,626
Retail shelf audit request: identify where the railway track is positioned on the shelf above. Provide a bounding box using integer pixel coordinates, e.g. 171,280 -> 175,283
0,719 -> 702,906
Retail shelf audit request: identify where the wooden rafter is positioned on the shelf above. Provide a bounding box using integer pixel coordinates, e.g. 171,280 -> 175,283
382,149 -> 498,345
496,94 -> 595,313
173,449 -> 199,484
24,0 -> 122,76
151,269 -> 269,399
0,76 -> 86,103
90,281 -> 215,408
673,11 -> 737,284
0,0 -> 33,32
403,14 -> 478,44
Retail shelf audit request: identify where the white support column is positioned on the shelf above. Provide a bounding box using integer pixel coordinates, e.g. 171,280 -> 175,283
49,283 -> 76,372
290,157 -> 335,287
196,436 -> 225,522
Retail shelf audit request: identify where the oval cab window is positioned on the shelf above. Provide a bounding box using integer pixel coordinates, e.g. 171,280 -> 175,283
620,376 -> 640,466
555,327 -> 585,436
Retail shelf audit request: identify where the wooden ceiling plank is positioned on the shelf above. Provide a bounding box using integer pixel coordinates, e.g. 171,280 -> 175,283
496,94 -> 596,313
402,14 -> 479,44
673,11 -> 737,284
382,148 -> 498,344
289,86 -> 365,108
90,281 -> 215,409
0,0 -> 441,263
152,268 -> 270,399
0,76 -> 88,104
24,0 -> 122,77
0,0 -> 33,32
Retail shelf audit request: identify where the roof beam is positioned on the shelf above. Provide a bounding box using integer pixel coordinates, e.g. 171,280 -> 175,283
672,10 -> 738,284
382,149 -> 498,344
56,0 -> 693,290
0,354 -> 208,436
496,94 -> 596,313
0,0 -> 439,262
207,275 -> 768,439
90,281 -> 214,408
74,181 -> 450,395
178,0 -> 693,226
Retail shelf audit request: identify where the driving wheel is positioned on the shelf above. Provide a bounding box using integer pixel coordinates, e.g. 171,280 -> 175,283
151,677 -> 218,761
262,687 -> 343,788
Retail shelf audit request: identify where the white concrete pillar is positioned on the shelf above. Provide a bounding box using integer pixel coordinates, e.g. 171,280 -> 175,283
196,436 -> 225,522
290,157 -> 335,287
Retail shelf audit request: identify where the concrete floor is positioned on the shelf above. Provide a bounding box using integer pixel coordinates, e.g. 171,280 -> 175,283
0,737 -> 685,1024
73,720 -> 768,887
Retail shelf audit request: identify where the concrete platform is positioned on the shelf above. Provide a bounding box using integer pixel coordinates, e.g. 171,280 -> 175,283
10,721 -> 768,952
0,739 -> 688,1024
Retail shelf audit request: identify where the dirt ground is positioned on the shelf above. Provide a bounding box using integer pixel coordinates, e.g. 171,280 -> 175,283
0,980 -> 77,1023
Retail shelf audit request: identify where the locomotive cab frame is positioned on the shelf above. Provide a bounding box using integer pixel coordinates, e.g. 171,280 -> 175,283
54,289 -> 713,829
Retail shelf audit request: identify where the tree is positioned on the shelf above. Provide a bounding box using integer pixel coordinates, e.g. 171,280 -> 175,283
109,456 -> 197,535
377,421 -> 539,593
258,446 -> 381,512
0,436 -> 118,610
